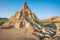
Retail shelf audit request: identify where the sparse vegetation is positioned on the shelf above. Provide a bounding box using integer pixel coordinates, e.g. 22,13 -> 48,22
0,18 -> 8,25
0,18 -> 8,22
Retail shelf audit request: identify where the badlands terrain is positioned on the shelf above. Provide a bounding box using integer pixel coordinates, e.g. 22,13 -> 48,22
0,2 -> 60,40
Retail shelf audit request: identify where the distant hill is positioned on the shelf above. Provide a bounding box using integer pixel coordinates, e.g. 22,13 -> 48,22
0,18 -> 8,22
41,16 -> 60,23
0,18 -> 8,25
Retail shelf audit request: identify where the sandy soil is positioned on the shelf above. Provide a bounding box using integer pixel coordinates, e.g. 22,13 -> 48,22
0,28 -> 37,40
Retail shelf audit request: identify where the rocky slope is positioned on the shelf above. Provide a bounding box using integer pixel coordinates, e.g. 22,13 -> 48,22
41,16 -> 60,36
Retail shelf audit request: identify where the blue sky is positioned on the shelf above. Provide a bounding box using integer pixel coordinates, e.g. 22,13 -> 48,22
0,0 -> 60,20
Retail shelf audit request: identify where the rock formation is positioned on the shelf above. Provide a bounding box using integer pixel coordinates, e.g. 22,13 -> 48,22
3,2 -> 41,29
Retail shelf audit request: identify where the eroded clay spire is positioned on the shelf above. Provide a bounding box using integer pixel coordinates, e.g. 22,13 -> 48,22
23,2 -> 28,9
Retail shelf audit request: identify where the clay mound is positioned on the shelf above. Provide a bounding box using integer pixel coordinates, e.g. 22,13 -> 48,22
3,2 -> 41,29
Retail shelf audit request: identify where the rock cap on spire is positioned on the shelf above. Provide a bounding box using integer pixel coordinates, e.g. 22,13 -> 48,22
23,2 -> 28,9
